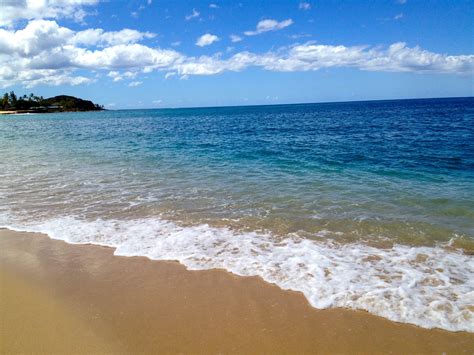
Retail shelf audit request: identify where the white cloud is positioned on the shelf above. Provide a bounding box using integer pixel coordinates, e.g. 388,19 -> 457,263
230,35 -> 242,43
244,19 -> 294,36
75,44 -> 182,69
288,33 -> 311,39
0,65 -> 93,89
394,13 -> 404,20
171,42 -> 474,77
268,42 -> 474,74
107,71 -> 122,81
196,33 -> 220,47
0,20 -> 182,87
173,51 -> 259,76
71,28 -> 155,47
0,20 -> 73,57
128,81 -> 143,87
164,72 -> 176,79
171,41 -> 181,47
0,0 -> 99,27
152,99 -> 162,104
185,9 -> 200,20
107,70 -> 137,82
209,4 -> 219,9
299,2 -> 311,10
0,19 -> 472,88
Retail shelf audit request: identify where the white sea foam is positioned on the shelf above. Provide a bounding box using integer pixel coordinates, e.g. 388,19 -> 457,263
2,216 -> 473,332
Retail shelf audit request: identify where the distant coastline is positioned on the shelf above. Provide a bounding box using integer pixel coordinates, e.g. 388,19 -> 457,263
0,91 -> 104,114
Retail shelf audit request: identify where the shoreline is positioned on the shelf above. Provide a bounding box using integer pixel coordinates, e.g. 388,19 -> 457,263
0,109 -> 104,115
1,228 -> 473,353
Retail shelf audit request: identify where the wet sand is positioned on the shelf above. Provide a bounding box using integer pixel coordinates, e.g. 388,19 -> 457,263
1,229 -> 472,354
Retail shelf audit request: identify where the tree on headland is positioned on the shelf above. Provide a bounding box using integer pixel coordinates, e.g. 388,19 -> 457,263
9,91 -> 17,107
0,91 -> 103,112
2,93 -> 9,109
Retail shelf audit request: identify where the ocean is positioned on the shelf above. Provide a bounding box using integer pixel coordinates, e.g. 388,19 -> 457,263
1,97 -> 473,332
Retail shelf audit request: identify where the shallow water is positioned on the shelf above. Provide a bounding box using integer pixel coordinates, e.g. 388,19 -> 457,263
1,98 -> 473,331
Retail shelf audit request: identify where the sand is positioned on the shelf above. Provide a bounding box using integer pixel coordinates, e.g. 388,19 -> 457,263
1,229 -> 472,354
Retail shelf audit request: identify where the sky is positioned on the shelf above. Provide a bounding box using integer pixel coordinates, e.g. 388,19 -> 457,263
0,0 -> 473,109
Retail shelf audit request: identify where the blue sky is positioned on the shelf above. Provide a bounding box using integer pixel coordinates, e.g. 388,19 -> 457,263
1,0 -> 473,108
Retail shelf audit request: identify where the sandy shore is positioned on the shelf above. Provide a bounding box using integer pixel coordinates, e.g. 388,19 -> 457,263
0,110 -> 39,115
1,229 -> 472,354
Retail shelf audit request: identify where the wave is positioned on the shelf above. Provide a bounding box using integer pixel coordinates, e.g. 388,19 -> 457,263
1,215 -> 473,332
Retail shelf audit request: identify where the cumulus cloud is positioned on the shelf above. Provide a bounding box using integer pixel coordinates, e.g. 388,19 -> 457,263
196,33 -> 220,47
185,9 -> 200,20
0,19 -> 73,57
71,28 -> 155,47
299,2 -> 311,10
0,20 -> 182,87
230,35 -> 242,43
1,19 -> 472,88
75,44 -> 181,69
209,4 -> 219,9
173,51 -> 258,76
0,65 -> 92,88
128,81 -> 142,87
394,13 -> 404,20
0,0 -> 99,27
244,19 -> 294,36
172,42 -> 474,77
265,42 -> 474,74
107,70 -> 137,82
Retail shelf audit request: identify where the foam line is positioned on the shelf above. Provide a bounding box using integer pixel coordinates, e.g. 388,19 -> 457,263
1,216 -> 473,332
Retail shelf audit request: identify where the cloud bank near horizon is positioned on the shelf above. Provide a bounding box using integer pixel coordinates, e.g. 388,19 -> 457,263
0,19 -> 473,88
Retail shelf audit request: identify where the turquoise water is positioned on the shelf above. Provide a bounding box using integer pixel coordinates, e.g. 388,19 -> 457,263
1,98 -> 473,331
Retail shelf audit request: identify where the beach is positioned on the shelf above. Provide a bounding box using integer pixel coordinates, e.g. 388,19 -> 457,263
1,228 -> 473,353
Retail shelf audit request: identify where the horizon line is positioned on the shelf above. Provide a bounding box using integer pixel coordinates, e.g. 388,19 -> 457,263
110,95 -> 474,111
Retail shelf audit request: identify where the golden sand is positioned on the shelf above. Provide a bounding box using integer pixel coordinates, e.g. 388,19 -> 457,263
1,229 -> 472,354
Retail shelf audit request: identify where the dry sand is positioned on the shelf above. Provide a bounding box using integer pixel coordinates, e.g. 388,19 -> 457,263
1,229 -> 473,354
